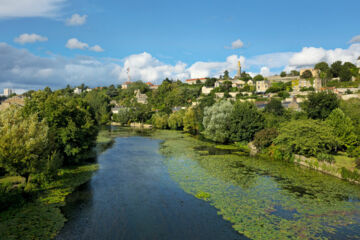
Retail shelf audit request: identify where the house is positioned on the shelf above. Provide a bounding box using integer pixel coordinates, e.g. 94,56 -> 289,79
232,80 -> 245,88
256,80 -> 270,93
3,88 -> 13,97
215,92 -> 224,98
247,80 -> 254,86
185,78 -> 207,85
300,68 -> 320,78
121,81 -> 132,89
135,89 -> 148,104
74,88 -> 82,94
201,86 -> 214,95
214,81 -> 221,88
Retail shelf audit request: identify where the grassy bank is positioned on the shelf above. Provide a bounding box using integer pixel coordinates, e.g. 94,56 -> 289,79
0,163 -> 98,240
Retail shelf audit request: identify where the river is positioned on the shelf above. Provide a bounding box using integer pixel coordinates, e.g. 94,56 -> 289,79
56,127 -> 360,240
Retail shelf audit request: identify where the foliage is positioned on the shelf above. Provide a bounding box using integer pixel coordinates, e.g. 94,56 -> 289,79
0,106 -> 52,183
223,70 -> 230,80
266,81 -> 292,93
168,110 -> 185,130
202,101 -> 233,143
264,98 -> 284,116
229,101 -> 265,142
340,98 -> 360,136
253,74 -> 264,81
301,70 -> 313,79
290,70 -> 299,76
151,113 -> 169,129
280,71 -> 286,77
204,78 -> 217,87
84,90 -> 111,125
112,108 -> 131,125
302,91 -> 339,119
325,108 -> 357,149
183,107 -> 202,135
316,152 -> 335,164
274,119 -> 339,157
253,128 -> 278,150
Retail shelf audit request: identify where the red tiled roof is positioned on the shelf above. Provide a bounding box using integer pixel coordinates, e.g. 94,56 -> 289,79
185,78 -> 207,82
146,82 -> 154,86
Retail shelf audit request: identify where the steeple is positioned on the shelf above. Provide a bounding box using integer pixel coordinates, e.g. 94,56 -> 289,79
236,61 -> 242,78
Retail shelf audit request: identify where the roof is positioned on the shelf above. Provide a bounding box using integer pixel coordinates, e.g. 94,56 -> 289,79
145,82 -> 154,86
186,78 -> 207,82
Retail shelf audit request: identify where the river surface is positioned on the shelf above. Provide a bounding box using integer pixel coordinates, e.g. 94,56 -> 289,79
56,128 -> 360,240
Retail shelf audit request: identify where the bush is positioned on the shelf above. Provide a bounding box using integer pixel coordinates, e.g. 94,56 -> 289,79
253,128 -> 278,150
274,119 -> 339,157
168,110 -> 185,130
316,153 -> 335,164
151,113 -> 169,129
112,108 -> 131,125
355,158 -> 360,169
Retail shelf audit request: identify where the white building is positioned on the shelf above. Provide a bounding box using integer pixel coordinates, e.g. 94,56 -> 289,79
201,86 -> 214,95
256,80 -> 270,93
3,88 -> 13,97
74,88 -> 82,94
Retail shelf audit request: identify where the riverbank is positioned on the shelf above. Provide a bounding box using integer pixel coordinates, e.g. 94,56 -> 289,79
0,132 -> 115,240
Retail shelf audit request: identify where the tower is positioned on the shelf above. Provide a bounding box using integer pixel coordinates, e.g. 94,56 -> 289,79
236,61 -> 242,78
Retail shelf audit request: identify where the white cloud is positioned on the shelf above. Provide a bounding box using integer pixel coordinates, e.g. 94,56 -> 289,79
231,39 -> 244,49
260,67 -> 271,77
14,33 -> 48,44
349,35 -> 360,44
66,13 -> 87,26
66,38 -> 89,50
187,55 -> 245,78
89,45 -> 104,52
246,52 -> 294,69
285,44 -> 360,70
0,0 -> 65,18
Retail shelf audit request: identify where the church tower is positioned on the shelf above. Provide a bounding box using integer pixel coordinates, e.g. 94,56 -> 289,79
236,61 -> 242,79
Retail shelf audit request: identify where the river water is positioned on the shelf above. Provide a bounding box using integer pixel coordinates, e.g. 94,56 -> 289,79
56,128 -> 360,240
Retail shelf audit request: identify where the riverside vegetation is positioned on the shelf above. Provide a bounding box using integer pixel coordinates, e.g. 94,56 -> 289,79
0,60 -> 360,239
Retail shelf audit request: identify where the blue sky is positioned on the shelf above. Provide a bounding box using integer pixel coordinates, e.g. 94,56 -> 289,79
0,0 -> 360,91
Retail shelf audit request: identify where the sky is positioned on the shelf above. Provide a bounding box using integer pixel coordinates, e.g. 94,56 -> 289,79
0,0 -> 360,92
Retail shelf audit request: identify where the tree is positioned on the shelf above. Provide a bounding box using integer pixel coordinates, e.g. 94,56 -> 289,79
240,72 -> 252,81
168,110 -> 185,130
315,62 -> 330,73
340,98 -> 360,136
290,70 -> 300,76
183,107 -> 201,135
202,101 -> 233,143
274,119 -> 339,157
302,91 -> 339,119
339,65 -> 352,82
112,108 -> 130,125
223,70 -> 230,80
301,70 -> 313,79
151,113 -> 169,129
0,106 -> 51,184
331,61 -> 342,78
229,101 -> 265,142
325,108 -> 357,149
265,98 -> 285,116
253,74 -> 264,81
85,90 -> 111,125
204,78 -> 216,87
280,71 -> 287,77
253,128 -> 278,150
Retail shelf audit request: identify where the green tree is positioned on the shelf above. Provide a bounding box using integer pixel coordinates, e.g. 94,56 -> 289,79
290,70 -> 300,76
205,78 -> 217,87
253,74 -> 264,81
229,101 -> 265,142
151,113 -> 169,129
85,90 -> 111,125
265,98 -> 285,116
0,106 -> 50,184
274,119 -> 339,157
325,108 -> 357,149
168,110 -> 185,130
331,61 -> 343,78
301,70 -> 313,79
302,91 -> 339,119
315,62 -> 330,73
280,71 -> 287,77
223,70 -> 230,80
112,108 -> 130,125
203,101 -> 233,143
253,128 -> 278,150
183,107 -> 202,134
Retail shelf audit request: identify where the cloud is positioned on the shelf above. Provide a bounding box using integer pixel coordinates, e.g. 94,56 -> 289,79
14,33 -> 48,44
246,52 -> 294,69
0,0 -> 65,18
66,13 -> 87,26
285,44 -> 360,71
231,39 -> 244,49
187,55 -> 245,78
349,35 -> 360,44
89,45 -> 104,52
66,38 -> 89,50
260,67 -> 271,77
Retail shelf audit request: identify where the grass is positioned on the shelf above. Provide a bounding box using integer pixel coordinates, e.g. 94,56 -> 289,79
0,163 -> 98,240
334,152 -> 357,171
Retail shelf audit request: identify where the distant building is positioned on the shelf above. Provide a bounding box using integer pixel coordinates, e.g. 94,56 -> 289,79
3,88 -> 13,97
256,80 -> 270,93
300,68 -> 320,78
135,89 -> 148,104
185,78 -> 207,85
122,81 -> 132,89
232,80 -> 245,88
146,82 -> 159,90
247,80 -> 254,86
201,86 -> 214,95
73,88 -> 82,94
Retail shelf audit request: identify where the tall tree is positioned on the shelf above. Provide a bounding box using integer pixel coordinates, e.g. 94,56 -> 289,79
302,91 -> 339,120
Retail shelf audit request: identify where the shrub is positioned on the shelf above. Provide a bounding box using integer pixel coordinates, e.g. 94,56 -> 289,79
316,153 -> 335,164
151,113 -> 169,129
355,158 -> 360,169
253,128 -> 278,150
168,110 -> 185,130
